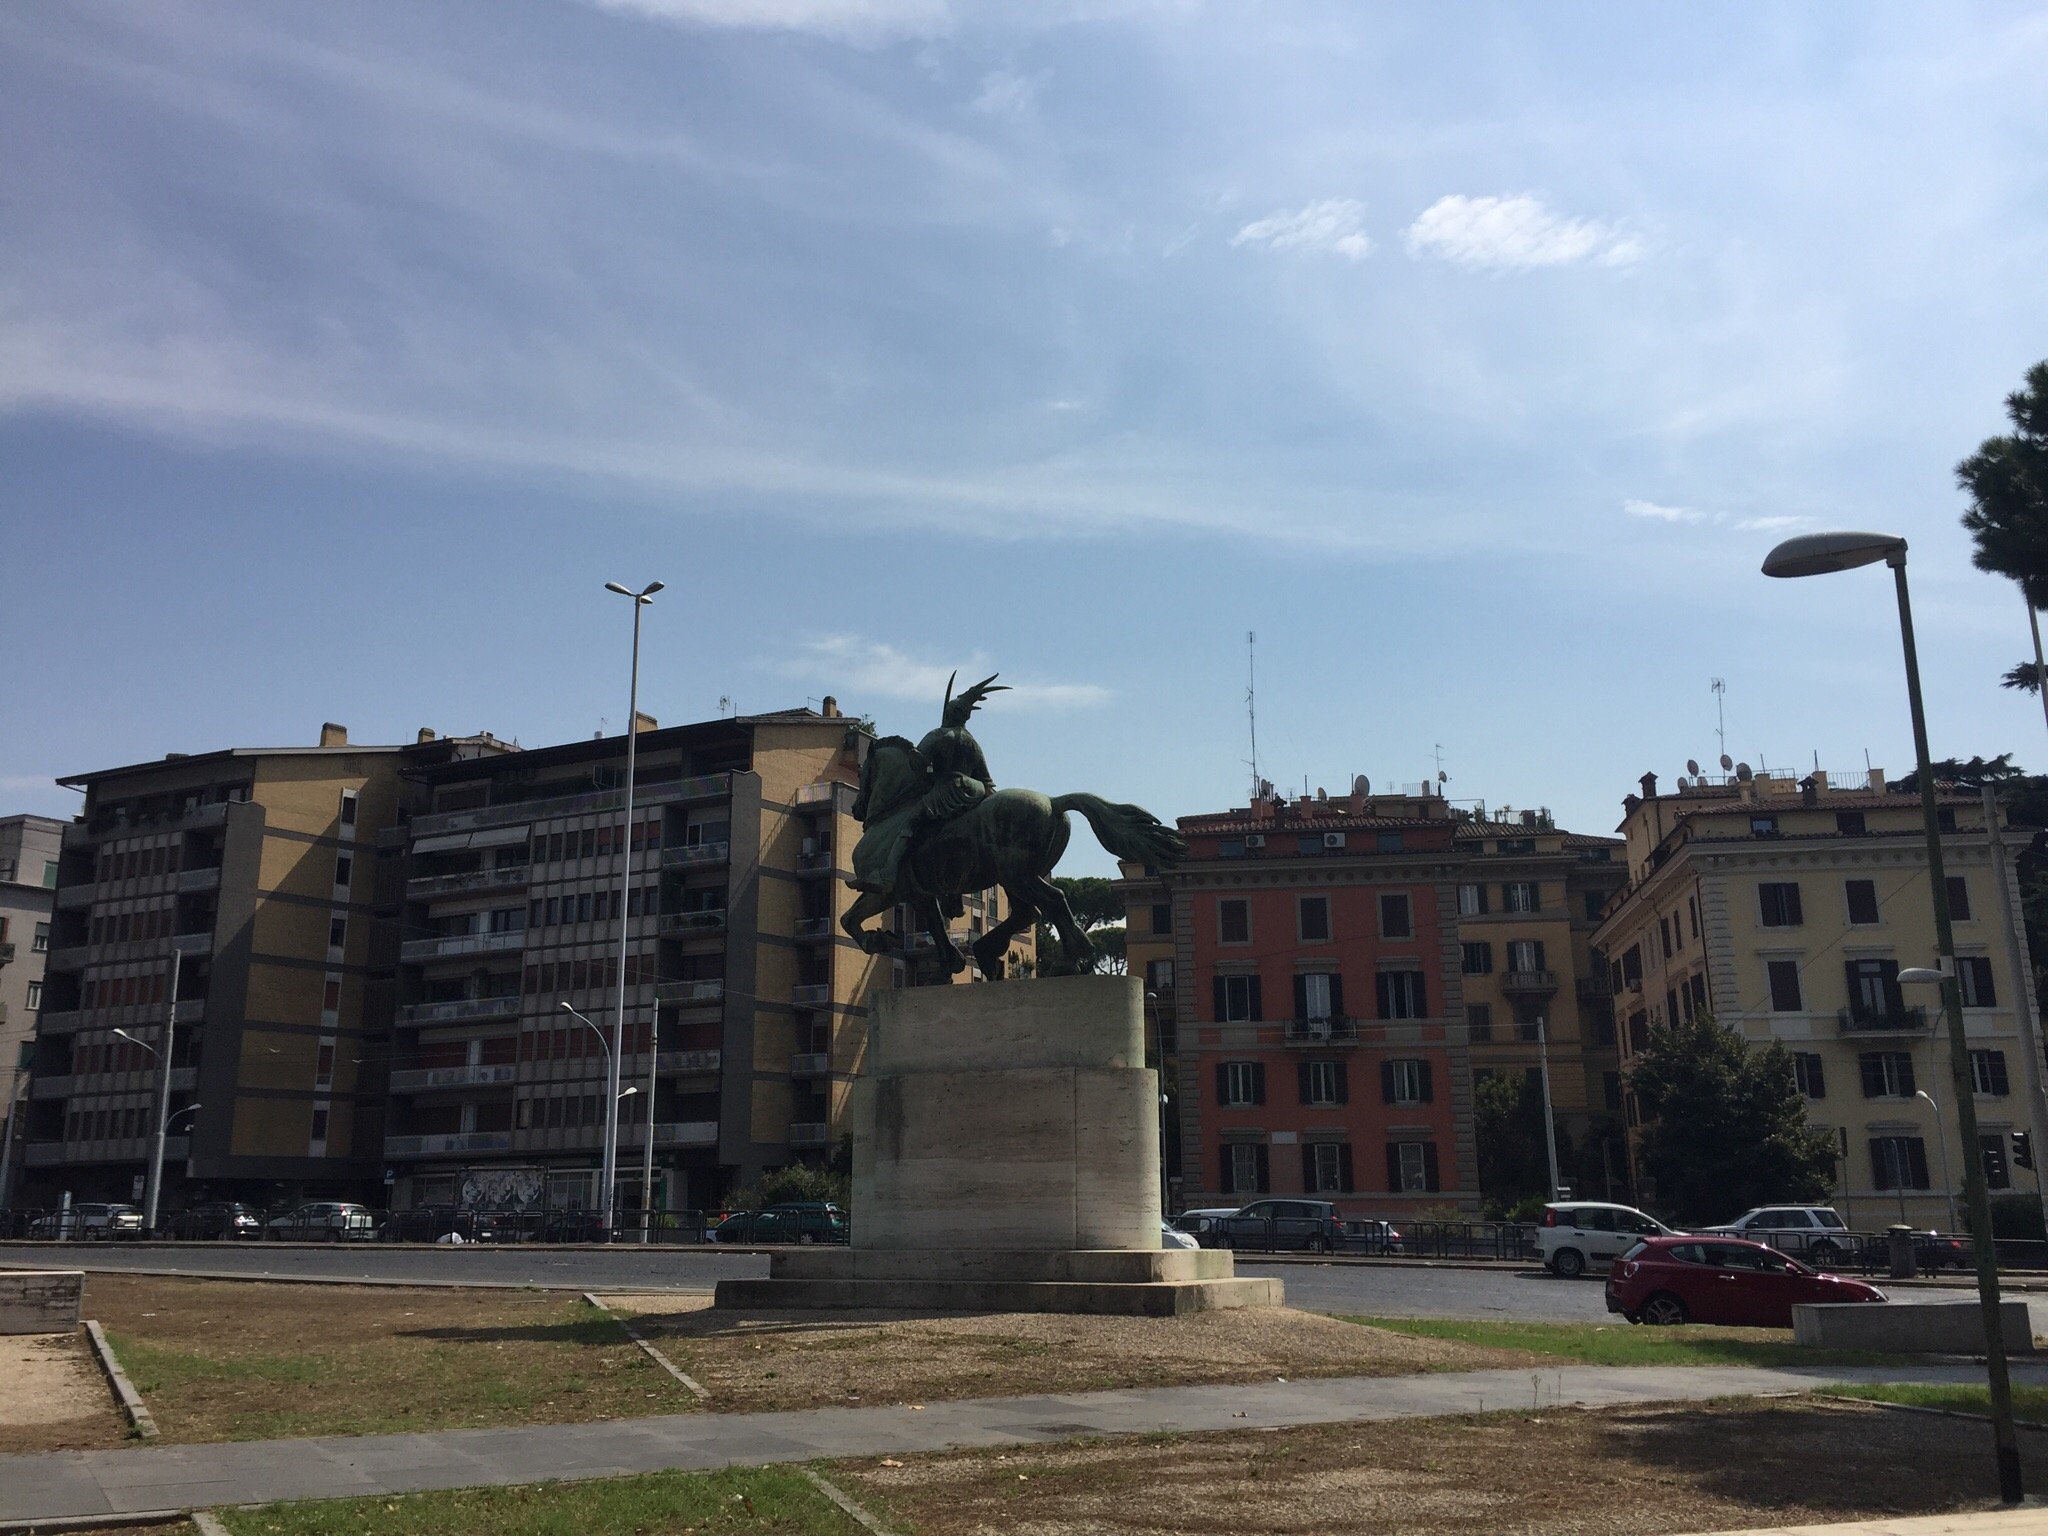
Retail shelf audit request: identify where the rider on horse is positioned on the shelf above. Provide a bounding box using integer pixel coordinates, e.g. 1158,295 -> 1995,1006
848,673 -> 1007,902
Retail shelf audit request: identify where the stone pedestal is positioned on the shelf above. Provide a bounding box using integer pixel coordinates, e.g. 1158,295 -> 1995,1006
715,974 -> 1280,1315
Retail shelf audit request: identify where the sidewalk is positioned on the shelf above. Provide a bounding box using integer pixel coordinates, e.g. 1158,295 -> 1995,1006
5,1361 -> 2046,1525
1686,1512 -> 2048,1534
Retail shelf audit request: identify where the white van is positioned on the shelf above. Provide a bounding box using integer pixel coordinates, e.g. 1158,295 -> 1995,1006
1537,1201 -> 1675,1278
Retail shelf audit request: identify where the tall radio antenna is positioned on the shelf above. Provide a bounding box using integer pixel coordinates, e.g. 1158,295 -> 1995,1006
1245,631 -> 1261,799
1711,678 -> 1727,763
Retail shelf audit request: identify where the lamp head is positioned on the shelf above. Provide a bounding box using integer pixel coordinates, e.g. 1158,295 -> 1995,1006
1898,966 -> 1945,986
604,581 -> 632,596
641,580 -> 665,598
1762,531 -> 1908,578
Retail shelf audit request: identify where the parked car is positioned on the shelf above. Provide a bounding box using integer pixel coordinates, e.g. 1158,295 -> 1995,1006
167,1202 -> 261,1241
1342,1218 -> 1405,1255
1161,1221 -> 1199,1251
754,1202 -> 848,1244
264,1202 -> 378,1241
709,1209 -> 761,1242
1214,1198 -> 1348,1254
27,1203 -> 144,1240
1854,1228 -> 1974,1272
538,1208 -> 609,1243
381,1205 -> 500,1244
1699,1206 -> 1852,1265
1537,1201 -> 1676,1278
1170,1209 -> 1239,1248
1607,1235 -> 1886,1327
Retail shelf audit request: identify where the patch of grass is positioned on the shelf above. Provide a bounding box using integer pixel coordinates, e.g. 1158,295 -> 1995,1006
214,1468 -> 859,1536
1349,1315 -> 1911,1369
1824,1382 -> 2048,1423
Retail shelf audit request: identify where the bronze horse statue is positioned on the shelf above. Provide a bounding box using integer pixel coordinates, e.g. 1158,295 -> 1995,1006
840,679 -> 1186,978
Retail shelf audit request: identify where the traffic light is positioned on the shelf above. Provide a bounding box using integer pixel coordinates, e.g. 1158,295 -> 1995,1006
2015,1132 -> 2034,1171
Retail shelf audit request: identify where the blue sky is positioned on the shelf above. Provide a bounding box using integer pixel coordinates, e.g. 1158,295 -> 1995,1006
4,2 -> 2048,873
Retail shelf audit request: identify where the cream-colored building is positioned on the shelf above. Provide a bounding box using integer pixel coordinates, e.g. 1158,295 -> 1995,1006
1594,766 -> 2047,1229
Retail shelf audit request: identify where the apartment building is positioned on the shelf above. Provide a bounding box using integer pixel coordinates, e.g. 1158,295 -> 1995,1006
384,701 -> 1030,1214
16,725 -> 508,1209
1122,782 -> 1479,1218
0,815 -> 66,1202
1593,766 -> 2048,1229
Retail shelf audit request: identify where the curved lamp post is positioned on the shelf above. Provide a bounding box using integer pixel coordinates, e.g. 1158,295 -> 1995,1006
605,580 -> 662,1241
1765,531 -> 2023,1504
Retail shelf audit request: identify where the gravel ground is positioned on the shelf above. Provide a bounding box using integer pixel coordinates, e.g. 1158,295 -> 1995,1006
0,1330 -> 129,1453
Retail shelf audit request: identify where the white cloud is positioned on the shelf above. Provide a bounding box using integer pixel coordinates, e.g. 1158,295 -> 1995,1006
1230,198 -> 1373,261
1622,501 -> 1815,534
784,636 -> 1112,708
581,0 -> 950,41
970,68 -> 1043,120
1732,515 -> 1813,532
1623,499 -> 1706,523
1404,194 -> 1640,271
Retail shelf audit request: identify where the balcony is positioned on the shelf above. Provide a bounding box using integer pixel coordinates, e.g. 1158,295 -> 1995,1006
172,930 -> 213,957
1838,1005 -> 1932,1034
791,1051 -> 830,1075
384,1130 -> 515,1158
388,1062 -> 519,1093
662,841 -> 730,869
1282,1017 -> 1360,1045
409,772 -> 732,840
1500,969 -> 1558,996
34,1009 -> 84,1035
795,850 -> 834,875
406,865 -> 531,900
399,995 -> 522,1026
657,1047 -> 721,1074
401,930 -> 526,963
46,944 -> 91,972
661,909 -> 728,937
795,781 -> 844,810
1577,974 -> 1613,1003
788,1121 -> 831,1148
55,883 -> 94,910
177,865 -> 221,894
652,1121 -> 719,1147
23,1136 -> 190,1168
791,983 -> 832,1008
655,979 -> 725,1007
173,998 -> 205,1026
794,917 -> 833,941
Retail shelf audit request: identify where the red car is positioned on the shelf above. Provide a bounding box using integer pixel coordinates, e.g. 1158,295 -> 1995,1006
1606,1236 -> 1887,1327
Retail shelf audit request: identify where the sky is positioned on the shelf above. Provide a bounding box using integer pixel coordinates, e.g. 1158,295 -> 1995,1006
4,2 -> 2048,875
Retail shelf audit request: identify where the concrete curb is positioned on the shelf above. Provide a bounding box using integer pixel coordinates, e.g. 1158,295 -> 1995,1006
800,1468 -> 895,1534
0,1508 -> 187,1534
581,1292 -> 710,1400
81,1321 -> 156,1441
1814,1389 -> 2048,1434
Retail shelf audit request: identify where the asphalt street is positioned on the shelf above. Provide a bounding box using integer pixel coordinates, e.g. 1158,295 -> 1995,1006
2,1242 -> 1989,1321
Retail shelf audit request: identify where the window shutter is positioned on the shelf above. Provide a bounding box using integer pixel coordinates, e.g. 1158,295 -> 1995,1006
1418,1061 -> 1435,1103
1213,976 -> 1228,1022
1221,1144 -> 1234,1192
1381,1061 -> 1397,1104
1334,1060 -> 1350,1105
1250,1062 -> 1266,1106
1991,1053 -> 2011,1096
1908,1139 -> 1929,1189
1413,973 -> 1428,1017
1338,1143 -> 1354,1193
1253,1143 -> 1269,1192
1785,884 -> 1803,925
1384,1142 -> 1402,1191
1423,1142 -> 1441,1192
1877,958 -> 1902,1015
1248,976 -> 1264,1022
1297,1061 -> 1313,1104
1810,1055 -> 1826,1099
1328,973 -> 1345,1019
1532,940 -> 1546,971
1293,975 -> 1308,1020
1300,1143 -> 1315,1193
1215,1061 -> 1230,1104
1897,1054 -> 1915,1097
1869,1139 -> 1891,1189
1859,1054 -> 1881,1099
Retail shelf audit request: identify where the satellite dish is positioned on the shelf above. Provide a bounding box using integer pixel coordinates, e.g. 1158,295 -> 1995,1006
1437,770 -> 1447,783
1354,775 -> 1370,795
1686,759 -> 1701,777
1736,762 -> 1753,782
1676,776 -> 1690,789
1720,754 -> 1734,771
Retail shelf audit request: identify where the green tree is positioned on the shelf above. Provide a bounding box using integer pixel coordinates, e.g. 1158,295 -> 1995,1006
1626,1012 -> 1837,1226
1474,1072 -> 1564,1215
1032,875 -> 1128,975
1959,360 -> 2048,685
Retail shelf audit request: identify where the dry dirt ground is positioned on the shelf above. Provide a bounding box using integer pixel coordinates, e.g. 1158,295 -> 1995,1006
0,1328 -> 130,1453
598,1294 -> 1532,1412
836,1397 -> 2048,1536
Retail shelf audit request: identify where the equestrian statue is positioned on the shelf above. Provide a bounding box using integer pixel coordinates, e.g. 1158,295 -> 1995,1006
841,673 -> 1187,979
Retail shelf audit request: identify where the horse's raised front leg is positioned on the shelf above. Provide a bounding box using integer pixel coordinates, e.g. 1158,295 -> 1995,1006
919,896 -> 968,975
971,881 -> 1036,980
1034,876 -> 1096,968
840,890 -> 894,954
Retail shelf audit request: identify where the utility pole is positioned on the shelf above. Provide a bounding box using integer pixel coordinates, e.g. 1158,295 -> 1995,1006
1983,783 -> 2048,1236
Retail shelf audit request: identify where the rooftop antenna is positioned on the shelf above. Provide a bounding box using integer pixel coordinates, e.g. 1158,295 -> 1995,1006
1245,630 -> 1260,800
1711,678 -> 1727,764
1433,743 -> 1448,785
718,695 -> 736,718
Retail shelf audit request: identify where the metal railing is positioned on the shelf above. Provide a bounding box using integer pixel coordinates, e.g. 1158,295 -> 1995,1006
400,930 -> 525,962
662,841 -> 730,868
409,772 -> 732,840
790,1051 -> 830,1075
1837,1005 -> 1931,1033
791,984 -> 832,1007
398,995 -> 521,1025
406,865 -> 531,899
1281,1017 -> 1359,1044
1500,970 -> 1557,993
794,917 -> 832,940
654,979 -> 724,1006
661,909 -> 728,934
387,1062 -> 519,1092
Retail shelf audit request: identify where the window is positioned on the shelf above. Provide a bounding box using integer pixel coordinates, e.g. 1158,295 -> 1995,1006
1584,890 -> 1606,921
1603,1071 -> 1624,1111
1382,1058 -> 1432,1104
1688,896 -> 1699,939
328,916 -> 347,950
33,922 -> 49,953
1983,1134 -> 2013,1190
1845,958 -> 1903,1022
1938,807 -> 1957,833
339,789 -> 358,828
1793,1052 -> 1826,1099
1503,881 -> 1538,913
323,977 -> 342,1011
1388,1141 -> 1439,1193
1465,1003 -> 1492,1041
1946,876 -> 1971,920
1972,1049 -> 2011,1097
316,1043 -> 335,1084
1299,896 -> 1332,943
309,1107 -> 329,1142
1844,879 -> 1880,925
1152,903 -> 1171,934
1218,1061 -> 1264,1107
1219,838 -> 1245,859
26,981 -> 41,1010
1461,942 -> 1492,975
1295,834 -> 1322,856
1226,1142 -> 1267,1194
1379,892 -> 1412,939
333,853 -> 353,889
1835,810 -> 1866,836
42,860 -> 57,888
1750,814 -> 1780,837
1958,956 -> 1997,1008
1458,883 -> 1487,917
1219,899 -> 1250,944
1766,960 -> 1803,1013
1506,939 -> 1545,974
1215,974 -> 1262,1022
1870,1135 -> 1930,1190
1659,916 -> 1673,960
1377,832 -> 1404,853
1758,882 -> 1803,927
1300,1060 -> 1346,1106
1376,969 -> 1426,1020
1621,945 -> 1643,987
1859,1051 -> 1915,1098
1145,958 -> 1174,997
1306,1141 -> 1352,1193
1296,972 -> 1339,1021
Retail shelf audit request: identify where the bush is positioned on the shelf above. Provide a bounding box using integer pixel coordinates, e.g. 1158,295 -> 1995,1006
1991,1192 -> 2046,1242
731,1162 -> 848,1212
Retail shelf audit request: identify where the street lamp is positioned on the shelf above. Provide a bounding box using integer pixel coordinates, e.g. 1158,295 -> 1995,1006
562,1001 -> 616,1229
115,943 -> 182,1238
605,579 -> 662,1243
1765,530 -> 2025,1503
1914,1088 -> 1959,1234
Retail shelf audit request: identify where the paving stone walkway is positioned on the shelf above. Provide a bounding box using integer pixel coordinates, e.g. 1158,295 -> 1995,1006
5,1361 -> 2045,1524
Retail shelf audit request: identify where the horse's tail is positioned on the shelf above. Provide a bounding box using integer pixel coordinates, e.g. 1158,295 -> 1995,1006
1053,793 -> 1189,868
